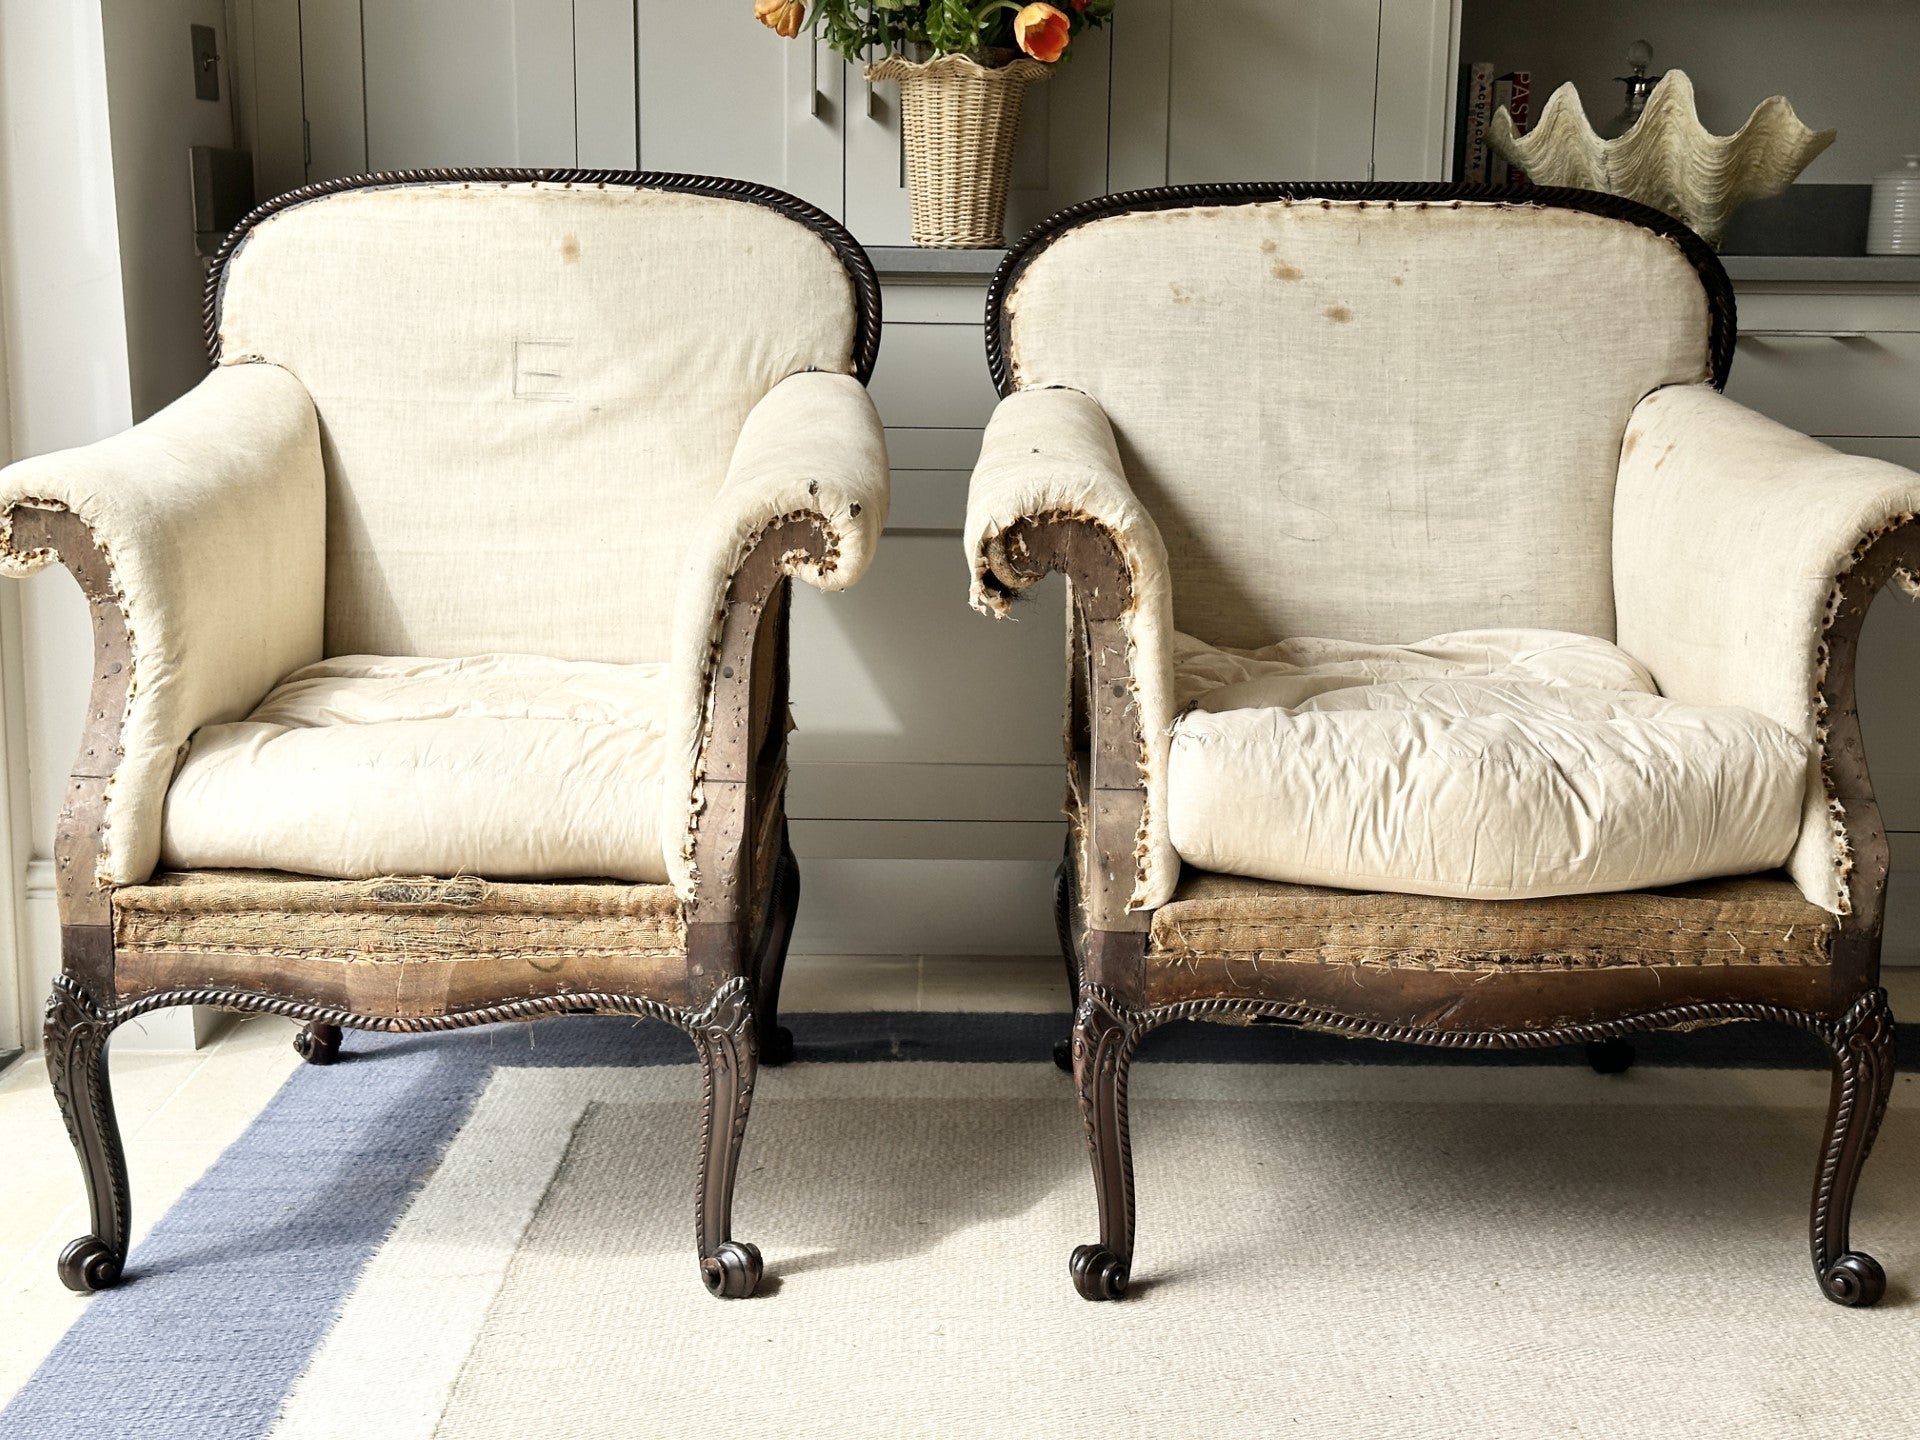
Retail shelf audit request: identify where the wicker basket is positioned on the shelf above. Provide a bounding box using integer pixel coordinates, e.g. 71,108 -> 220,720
868,53 -> 1051,248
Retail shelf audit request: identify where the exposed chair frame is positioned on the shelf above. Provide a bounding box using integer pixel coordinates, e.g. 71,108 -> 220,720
978,181 -> 1911,1307
16,168 -> 882,1300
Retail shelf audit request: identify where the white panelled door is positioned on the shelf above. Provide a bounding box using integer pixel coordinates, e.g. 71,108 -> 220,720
633,1 -> 843,218
361,0 -> 576,170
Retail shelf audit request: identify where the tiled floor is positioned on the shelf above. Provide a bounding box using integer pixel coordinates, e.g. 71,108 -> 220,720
2,957 -> 1917,1409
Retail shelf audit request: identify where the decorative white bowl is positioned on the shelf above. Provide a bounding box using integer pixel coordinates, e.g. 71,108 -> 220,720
1488,70 -> 1836,248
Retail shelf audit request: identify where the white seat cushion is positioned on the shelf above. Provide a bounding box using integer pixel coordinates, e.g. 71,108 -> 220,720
1165,630 -> 1809,900
160,654 -> 671,883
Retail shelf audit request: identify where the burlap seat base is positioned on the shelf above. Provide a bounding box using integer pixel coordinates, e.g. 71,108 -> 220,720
1151,871 -> 1832,974
111,869 -> 690,1018
1143,871 -> 1839,1031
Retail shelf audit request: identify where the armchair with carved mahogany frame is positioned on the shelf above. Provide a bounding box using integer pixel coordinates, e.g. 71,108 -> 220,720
1,170 -> 888,1300
968,183 -> 1920,1305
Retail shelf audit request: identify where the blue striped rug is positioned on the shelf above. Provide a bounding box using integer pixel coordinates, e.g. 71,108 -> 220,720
2,1010 -> 1899,1438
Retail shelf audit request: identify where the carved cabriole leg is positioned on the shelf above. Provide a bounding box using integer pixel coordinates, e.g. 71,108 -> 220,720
1811,987 -> 1896,1306
692,977 -> 763,1298
44,975 -> 129,1292
753,838 -> 799,1068
293,1022 -> 342,1065
1070,984 -> 1145,1301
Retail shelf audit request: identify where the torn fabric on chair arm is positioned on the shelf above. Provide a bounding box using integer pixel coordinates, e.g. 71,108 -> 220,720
0,363 -> 325,894
964,386 -> 1180,912
662,371 -> 888,900
1614,383 -> 1920,916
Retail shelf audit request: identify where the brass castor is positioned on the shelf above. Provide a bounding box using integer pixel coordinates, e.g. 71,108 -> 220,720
1053,1038 -> 1074,1073
760,1025 -> 795,1068
293,1023 -> 342,1066
701,1240 -> 765,1299
1070,1243 -> 1128,1301
57,1235 -> 124,1293
1586,1037 -> 1634,1075
1821,1252 -> 1887,1307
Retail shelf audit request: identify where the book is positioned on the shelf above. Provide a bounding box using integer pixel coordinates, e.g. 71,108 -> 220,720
1490,75 -> 1513,184
1461,62 -> 1495,184
1498,70 -> 1532,187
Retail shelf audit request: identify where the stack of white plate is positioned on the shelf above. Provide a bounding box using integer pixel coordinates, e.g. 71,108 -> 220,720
1869,155 -> 1920,255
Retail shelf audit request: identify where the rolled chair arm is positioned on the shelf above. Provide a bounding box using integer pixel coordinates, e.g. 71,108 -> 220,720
663,372 -> 889,904
1614,383 -> 1920,921
964,387 -> 1180,918
0,363 -> 325,915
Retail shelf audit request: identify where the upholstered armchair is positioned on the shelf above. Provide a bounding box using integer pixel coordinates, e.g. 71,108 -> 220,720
967,183 -> 1920,1305
1,171 -> 886,1299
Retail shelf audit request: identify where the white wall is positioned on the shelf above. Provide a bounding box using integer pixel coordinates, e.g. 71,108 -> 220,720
0,0 -> 229,1049
99,0 -> 233,420
1461,0 -> 1920,184
0,1 -> 132,1051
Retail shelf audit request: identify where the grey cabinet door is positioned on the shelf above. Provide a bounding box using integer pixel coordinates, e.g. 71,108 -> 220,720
296,0 -> 576,177
844,28 -> 1113,247
1109,0 -> 1458,189
365,0 -> 577,169
633,1 -> 844,218
1113,0 -> 1382,187
294,2 -> 842,215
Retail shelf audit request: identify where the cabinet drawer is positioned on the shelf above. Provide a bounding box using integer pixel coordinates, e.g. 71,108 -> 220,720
1725,329 -> 1920,437
869,323 -> 999,430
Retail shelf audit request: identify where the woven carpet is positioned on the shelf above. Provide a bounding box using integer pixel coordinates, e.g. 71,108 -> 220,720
7,1014 -> 1920,1438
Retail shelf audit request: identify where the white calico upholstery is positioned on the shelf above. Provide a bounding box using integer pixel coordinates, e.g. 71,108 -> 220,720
162,655 -> 672,883
966,387 -> 1180,907
663,370 -> 888,891
0,366 -> 326,886
1000,199 -> 1712,649
1165,629 -> 1807,900
0,180 -> 885,896
972,195 -> 1920,916
1615,385 -> 1920,913
216,181 -> 859,662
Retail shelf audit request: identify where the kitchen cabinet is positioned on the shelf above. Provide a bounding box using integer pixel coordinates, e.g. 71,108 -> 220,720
266,1 -> 1462,227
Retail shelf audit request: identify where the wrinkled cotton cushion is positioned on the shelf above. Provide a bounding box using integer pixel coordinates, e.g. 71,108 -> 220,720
161,655 -> 671,883
1166,629 -> 1809,900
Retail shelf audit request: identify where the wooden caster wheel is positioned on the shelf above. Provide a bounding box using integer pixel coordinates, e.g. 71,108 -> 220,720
701,1241 -> 765,1299
1053,1037 -> 1074,1073
1070,1243 -> 1128,1301
293,1023 -> 342,1066
1821,1252 -> 1886,1307
57,1235 -> 124,1293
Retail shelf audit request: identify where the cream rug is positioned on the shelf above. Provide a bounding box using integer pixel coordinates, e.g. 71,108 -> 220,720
244,1061 -> 1920,1439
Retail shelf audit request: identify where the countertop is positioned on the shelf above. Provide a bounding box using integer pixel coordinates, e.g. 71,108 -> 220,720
872,245 -> 1920,285
871,246 -> 1006,276
1718,255 -> 1920,284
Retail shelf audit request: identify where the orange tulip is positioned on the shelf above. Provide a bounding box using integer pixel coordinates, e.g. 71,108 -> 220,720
754,0 -> 806,39
1014,4 -> 1071,63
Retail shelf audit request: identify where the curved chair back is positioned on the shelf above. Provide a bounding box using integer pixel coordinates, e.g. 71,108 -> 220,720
211,171 -> 879,662
990,184 -> 1731,648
